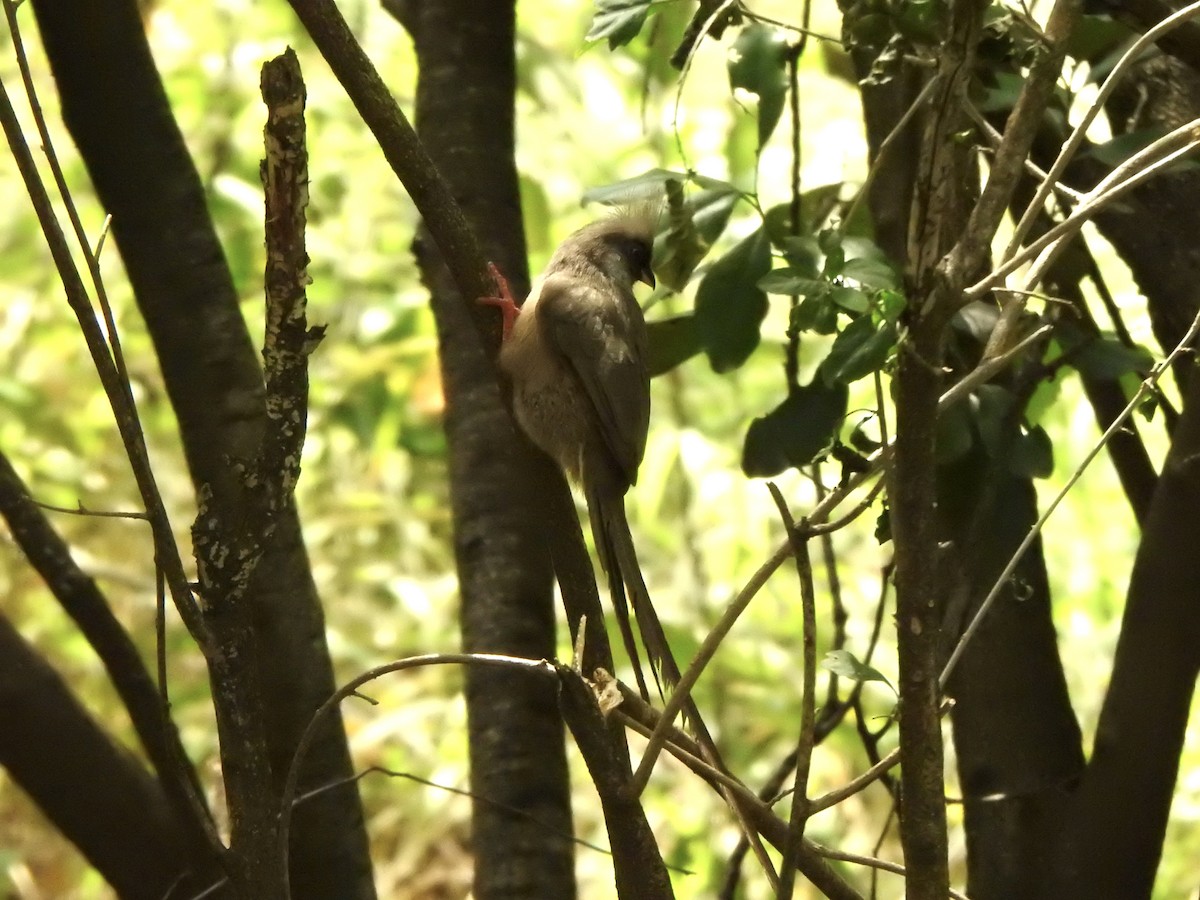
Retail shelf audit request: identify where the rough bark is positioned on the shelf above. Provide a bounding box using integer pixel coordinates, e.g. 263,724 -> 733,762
890,2 -> 990,892
29,1 -> 373,895
939,448 -> 1084,899
402,2 -> 576,897
285,0 -> 673,891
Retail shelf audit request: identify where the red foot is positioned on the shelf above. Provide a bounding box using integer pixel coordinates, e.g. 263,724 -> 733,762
478,262 -> 520,340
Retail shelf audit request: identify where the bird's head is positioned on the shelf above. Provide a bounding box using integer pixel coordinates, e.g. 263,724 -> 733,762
550,206 -> 658,291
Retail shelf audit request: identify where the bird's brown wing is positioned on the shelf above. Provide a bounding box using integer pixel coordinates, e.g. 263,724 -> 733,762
536,273 -> 649,488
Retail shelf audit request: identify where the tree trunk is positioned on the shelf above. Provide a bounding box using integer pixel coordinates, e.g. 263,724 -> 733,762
30,1 -> 375,895
402,1 -> 577,896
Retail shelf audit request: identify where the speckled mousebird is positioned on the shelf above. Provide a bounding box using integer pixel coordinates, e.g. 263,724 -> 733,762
482,208 -> 674,700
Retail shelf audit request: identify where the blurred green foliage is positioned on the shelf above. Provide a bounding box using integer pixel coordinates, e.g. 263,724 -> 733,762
0,0 -> 1197,898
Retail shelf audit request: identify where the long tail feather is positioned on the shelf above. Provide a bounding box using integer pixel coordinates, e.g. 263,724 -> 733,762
598,494 -> 682,699
586,485 -> 651,700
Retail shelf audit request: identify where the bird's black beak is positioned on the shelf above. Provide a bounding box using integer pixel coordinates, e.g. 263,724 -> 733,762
637,265 -> 656,290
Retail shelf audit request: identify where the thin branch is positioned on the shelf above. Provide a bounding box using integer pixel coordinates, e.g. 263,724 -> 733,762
768,484 -> 818,900
940,324 -> 1054,410
0,40 -> 205,647
808,842 -> 970,900
1005,0 -> 1200,263
810,749 -> 901,815
670,0 -> 737,168
1017,124 -> 1200,292
841,74 -> 942,237
2,0 -> 135,398
284,0 -> 496,341
965,100 -> 1083,202
812,464 -> 847,721
0,449 -> 221,865
944,0 -> 1081,285
784,43 -> 803,392
0,21 -> 218,866
616,714 -> 865,899
278,653 -> 558,899
293,765 -> 652,869
737,3 -> 841,44
977,119 -> 1200,356
32,499 -> 149,520
798,474 -> 887,537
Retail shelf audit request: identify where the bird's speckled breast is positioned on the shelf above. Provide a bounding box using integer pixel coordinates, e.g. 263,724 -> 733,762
499,299 -> 591,482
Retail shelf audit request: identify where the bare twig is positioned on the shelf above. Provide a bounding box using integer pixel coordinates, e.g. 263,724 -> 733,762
2,0 -> 135,397
978,118 -> 1200,356
841,74 -> 943,236
616,714 -> 864,899
808,842 -> 970,900
768,483 -> 818,900
0,450 -> 220,870
0,23 -> 205,647
944,0 -> 1081,286
813,464 -> 847,720
293,765 -> 645,868
279,653 -> 558,899
810,749 -> 901,815
0,17 -> 219,866
32,500 -> 149,520
940,324 -> 1054,410
284,0 -> 496,339
1004,0 -> 1200,262
965,101 -> 1083,202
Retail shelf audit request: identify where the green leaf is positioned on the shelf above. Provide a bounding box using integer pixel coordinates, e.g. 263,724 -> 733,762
1072,337 -> 1154,380
951,301 -> 1000,343
1066,15 -> 1132,66
728,24 -> 790,149
817,227 -> 843,258
690,185 -> 742,245
973,383 -> 1014,455
763,186 -> 842,241
581,168 -> 682,204
586,0 -> 652,49
780,235 -> 823,275
818,316 -> 897,385
741,382 -> 848,477
936,398 -> 974,465
877,288 -> 906,321
1084,129 -> 1168,169
840,235 -> 888,262
647,314 -> 701,376
978,71 -> 1026,113
874,505 -> 892,543
518,173 -> 552,256
820,649 -> 895,692
820,237 -> 845,279
1025,368 -> 1064,426
792,291 -> 838,334
830,286 -> 870,314
841,256 -> 898,290
695,228 -> 772,372
758,268 -> 825,295
1010,425 -> 1054,479
583,168 -> 736,204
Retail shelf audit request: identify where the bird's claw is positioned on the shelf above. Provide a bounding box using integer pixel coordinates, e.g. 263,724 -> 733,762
478,262 -> 519,340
